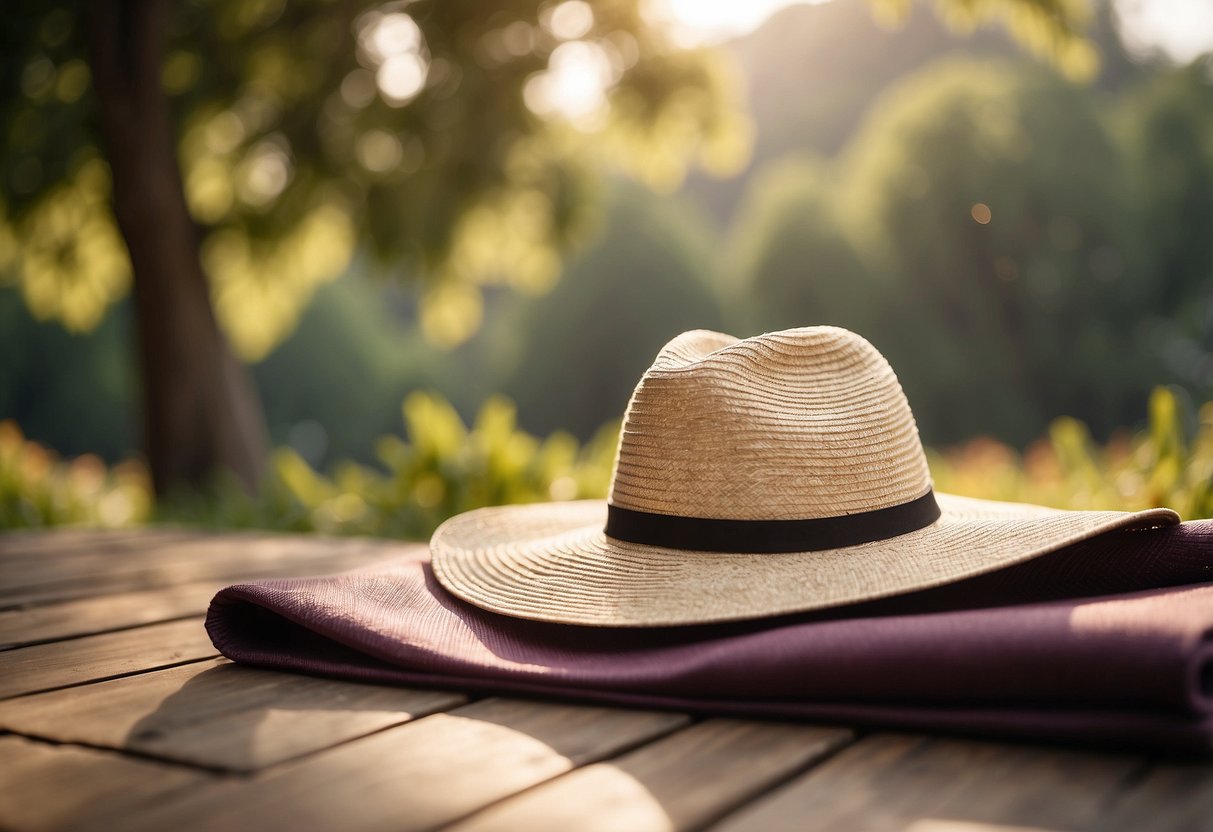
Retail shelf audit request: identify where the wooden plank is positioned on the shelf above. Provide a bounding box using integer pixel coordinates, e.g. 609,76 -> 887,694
0,580 -> 220,650
101,697 -> 691,832
0,735 -> 213,832
0,534 -> 415,607
710,733 -> 1145,832
0,529 -> 336,575
0,527 -> 204,559
449,719 -> 854,832
0,532 -> 423,608
0,530 -> 215,595
0,618 -> 216,699
0,658 -> 467,771
1094,761 -> 1213,831
900,822 -> 1076,832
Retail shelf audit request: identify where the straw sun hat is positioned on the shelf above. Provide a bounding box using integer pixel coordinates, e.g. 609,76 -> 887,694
431,326 -> 1179,627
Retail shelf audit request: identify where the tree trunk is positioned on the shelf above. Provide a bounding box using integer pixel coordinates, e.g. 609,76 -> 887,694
87,0 -> 267,495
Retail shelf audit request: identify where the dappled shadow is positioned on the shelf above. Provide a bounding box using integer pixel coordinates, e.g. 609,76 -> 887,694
118,659 -> 694,832
123,659 -> 463,772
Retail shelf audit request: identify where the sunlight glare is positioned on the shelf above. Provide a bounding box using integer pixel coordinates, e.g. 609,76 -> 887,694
378,53 -> 428,105
367,13 -> 422,62
544,1 -> 595,41
241,139 -> 292,205
356,129 -> 404,173
645,0 -> 1213,62
524,40 -> 615,124
645,0 -> 819,45
1115,0 -> 1213,63
359,11 -> 430,105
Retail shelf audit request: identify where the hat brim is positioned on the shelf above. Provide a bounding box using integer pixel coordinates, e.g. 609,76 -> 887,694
430,494 -> 1180,627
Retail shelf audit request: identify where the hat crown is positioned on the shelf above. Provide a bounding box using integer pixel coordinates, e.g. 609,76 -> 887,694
608,326 -> 932,521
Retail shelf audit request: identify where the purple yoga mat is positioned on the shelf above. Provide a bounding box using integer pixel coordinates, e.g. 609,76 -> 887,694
206,520 -> 1213,752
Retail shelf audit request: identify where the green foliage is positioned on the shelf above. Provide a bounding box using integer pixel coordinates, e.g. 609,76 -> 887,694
0,285 -> 136,460
931,387 -> 1213,520
1115,63 -> 1213,346
251,273 -> 459,466
843,60 -> 1154,444
731,56 -> 1212,447
686,0 -> 1140,224
1,0 -> 749,358
725,156 -> 878,335
6,49 -> 1212,466
0,275 -> 456,467
0,181 -> 728,463
0,0 -> 1129,360
486,180 -> 725,438
157,391 -> 619,538
8,386 -> 1213,537
4,6 -> 1211,496
0,420 -> 149,529
869,0 -> 1099,80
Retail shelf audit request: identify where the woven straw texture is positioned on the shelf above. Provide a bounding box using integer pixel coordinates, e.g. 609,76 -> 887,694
612,327 -> 930,519
431,327 -> 1179,626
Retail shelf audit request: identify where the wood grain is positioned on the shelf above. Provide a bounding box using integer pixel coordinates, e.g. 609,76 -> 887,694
0,735 -> 213,832
449,719 -> 854,832
0,527 -> 205,559
100,697 -> 690,832
0,658 -> 467,771
0,531 -> 423,608
0,618 -> 217,699
0,580 -> 220,650
1095,761 -> 1213,831
711,733 -> 1145,832
0,530 -> 217,596
3,530 -> 1212,832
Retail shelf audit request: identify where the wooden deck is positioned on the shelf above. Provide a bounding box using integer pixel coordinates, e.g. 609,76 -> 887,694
2,529 -> 1212,832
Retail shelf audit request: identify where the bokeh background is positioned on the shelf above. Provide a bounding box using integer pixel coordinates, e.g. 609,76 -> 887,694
3,0 -> 1213,534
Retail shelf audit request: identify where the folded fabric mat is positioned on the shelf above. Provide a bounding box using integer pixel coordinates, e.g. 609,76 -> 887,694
206,519 -> 1213,752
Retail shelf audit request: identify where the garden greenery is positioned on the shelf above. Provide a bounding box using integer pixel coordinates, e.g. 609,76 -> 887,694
4,386 -> 1211,535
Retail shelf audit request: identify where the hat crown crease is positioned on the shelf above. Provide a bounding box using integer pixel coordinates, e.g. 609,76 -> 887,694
608,326 -> 933,522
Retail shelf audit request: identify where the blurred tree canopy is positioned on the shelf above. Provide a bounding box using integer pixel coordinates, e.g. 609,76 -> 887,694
685,0 -> 1137,223
844,60 -> 1149,443
490,181 -> 724,438
0,0 -> 1154,501
1116,61 -> 1213,365
0,287 -> 135,461
725,156 -> 879,336
250,274 -> 456,466
736,55 -> 1213,446
5,47 -> 1212,469
0,0 -> 749,495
